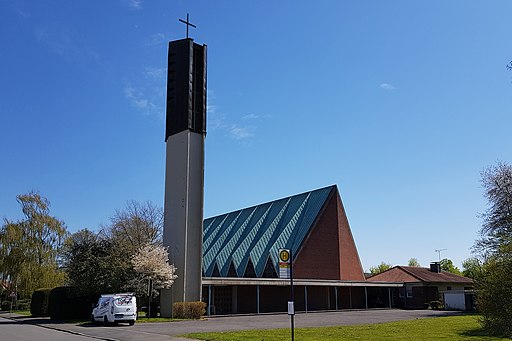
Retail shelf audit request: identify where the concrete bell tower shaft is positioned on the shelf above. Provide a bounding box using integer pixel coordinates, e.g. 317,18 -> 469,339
161,38 -> 206,317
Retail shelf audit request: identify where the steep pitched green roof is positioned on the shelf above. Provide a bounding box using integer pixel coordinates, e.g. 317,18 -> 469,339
203,185 -> 335,277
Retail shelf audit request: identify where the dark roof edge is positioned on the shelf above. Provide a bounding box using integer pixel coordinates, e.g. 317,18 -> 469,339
204,184 -> 338,220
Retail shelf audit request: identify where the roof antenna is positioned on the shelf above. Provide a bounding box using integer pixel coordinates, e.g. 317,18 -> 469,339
435,248 -> 447,262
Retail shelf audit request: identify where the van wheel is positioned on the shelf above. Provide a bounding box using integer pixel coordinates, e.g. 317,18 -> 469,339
103,316 -> 109,326
129,320 -> 135,326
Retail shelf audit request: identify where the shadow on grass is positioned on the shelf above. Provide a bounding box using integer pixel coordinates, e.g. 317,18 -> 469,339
460,327 -> 511,339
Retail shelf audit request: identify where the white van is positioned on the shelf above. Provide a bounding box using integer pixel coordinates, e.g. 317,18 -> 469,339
91,293 -> 137,325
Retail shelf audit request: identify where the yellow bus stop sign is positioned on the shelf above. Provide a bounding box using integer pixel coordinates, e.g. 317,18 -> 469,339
279,249 -> 290,263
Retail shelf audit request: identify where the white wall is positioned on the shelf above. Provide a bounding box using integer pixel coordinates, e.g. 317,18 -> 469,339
444,291 -> 466,310
161,130 -> 205,317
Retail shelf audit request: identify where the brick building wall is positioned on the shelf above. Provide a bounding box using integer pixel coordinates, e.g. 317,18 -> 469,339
336,192 -> 365,280
293,188 -> 365,281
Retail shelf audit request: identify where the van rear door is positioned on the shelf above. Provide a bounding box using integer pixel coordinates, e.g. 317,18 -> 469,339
113,295 -> 136,316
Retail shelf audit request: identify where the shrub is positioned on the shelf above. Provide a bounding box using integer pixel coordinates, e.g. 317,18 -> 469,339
49,287 -> 71,319
31,289 -> 52,317
16,299 -> 31,311
172,301 -> 206,319
1,299 -> 31,311
1,300 -> 12,311
423,302 -> 430,309
477,255 -> 512,337
430,300 -> 443,310
49,286 -> 98,320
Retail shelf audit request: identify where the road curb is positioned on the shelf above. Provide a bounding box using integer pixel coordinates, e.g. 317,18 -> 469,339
0,313 -> 119,341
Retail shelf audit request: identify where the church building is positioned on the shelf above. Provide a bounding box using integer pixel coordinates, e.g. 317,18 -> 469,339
160,30 -> 417,316
200,185 -> 402,315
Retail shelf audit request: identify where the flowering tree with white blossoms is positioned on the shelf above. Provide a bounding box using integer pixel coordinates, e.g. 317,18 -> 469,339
128,243 -> 177,297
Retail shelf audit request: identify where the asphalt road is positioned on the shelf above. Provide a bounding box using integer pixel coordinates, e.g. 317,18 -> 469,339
0,316 -> 97,341
1,309 -> 463,341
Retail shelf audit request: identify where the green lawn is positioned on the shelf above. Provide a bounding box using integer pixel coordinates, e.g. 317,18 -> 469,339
184,315 -> 511,341
9,310 -> 31,316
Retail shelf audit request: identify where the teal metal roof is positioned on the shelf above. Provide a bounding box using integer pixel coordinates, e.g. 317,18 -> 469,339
203,185 -> 335,277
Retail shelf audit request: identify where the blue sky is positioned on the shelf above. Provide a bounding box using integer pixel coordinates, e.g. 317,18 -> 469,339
1,0 -> 511,271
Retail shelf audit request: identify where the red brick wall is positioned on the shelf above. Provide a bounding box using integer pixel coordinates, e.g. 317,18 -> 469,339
293,189 -> 341,279
293,187 -> 365,281
336,192 -> 365,281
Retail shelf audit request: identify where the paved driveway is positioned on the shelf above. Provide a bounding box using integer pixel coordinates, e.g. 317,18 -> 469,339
2,309 -> 463,341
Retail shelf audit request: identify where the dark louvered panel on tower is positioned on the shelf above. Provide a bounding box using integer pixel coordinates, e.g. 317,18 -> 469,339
165,38 -> 207,141
192,43 -> 206,134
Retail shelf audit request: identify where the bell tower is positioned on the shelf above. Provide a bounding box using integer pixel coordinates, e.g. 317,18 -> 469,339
160,35 -> 207,317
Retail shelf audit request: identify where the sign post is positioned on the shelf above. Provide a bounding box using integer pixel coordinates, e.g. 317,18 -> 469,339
148,278 -> 153,319
279,249 -> 294,341
9,291 -> 16,313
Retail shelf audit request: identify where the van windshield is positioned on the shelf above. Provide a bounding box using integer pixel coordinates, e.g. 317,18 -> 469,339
114,296 -> 134,306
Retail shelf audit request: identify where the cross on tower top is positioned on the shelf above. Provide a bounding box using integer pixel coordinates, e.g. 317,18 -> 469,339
179,13 -> 196,39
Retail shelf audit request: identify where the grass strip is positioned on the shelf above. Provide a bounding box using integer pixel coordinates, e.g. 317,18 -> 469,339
184,315 -> 510,341
134,317 -> 186,323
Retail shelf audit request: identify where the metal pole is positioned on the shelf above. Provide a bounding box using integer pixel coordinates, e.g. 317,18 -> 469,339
335,286 -> 338,311
290,251 -> 295,341
208,285 -> 212,316
256,285 -> 260,314
364,287 -> 368,309
404,285 -> 407,309
305,286 -> 308,313
148,279 -> 152,318
388,287 -> 392,308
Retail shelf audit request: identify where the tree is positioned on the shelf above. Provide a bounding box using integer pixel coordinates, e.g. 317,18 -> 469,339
475,161 -> 512,337
462,257 -> 483,280
62,229 -> 130,296
439,258 -> 462,275
62,201 -> 167,310
369,262 -> 392,275
127,243 -> 177,297
101,201 -> 163,255
63,201 -> 164,298
0,192 -> 67,299
407,258 -> 420,267
477,162 -> 512,256
478,253 -> 512,337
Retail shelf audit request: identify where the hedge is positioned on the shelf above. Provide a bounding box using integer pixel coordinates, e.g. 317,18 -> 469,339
1,299 -> 30,311
48,287 -> 98,320
16,299 -> 31,311
31,289 -> 52,317
172,301 -> 206,319
1,300 -> 11,311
